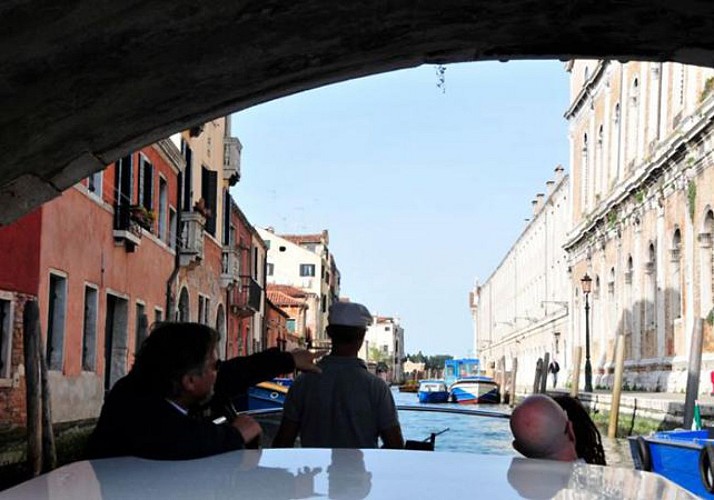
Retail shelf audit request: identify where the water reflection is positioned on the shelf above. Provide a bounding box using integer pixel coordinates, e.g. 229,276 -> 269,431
394,390 -> 634,467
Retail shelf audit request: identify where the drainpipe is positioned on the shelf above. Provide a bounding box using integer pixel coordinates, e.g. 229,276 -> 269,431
261,248 -> 269,350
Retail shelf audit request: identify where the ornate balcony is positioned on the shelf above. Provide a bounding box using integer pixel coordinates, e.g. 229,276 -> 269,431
220,247 -> 240,288
229,276 -> 263,316
179,211 -> 205,266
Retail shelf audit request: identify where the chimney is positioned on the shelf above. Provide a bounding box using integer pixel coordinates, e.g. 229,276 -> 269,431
531,199 -> 538,215
265,226 -> 275,233
554,164 -> 565,182
536,193 -> 545,210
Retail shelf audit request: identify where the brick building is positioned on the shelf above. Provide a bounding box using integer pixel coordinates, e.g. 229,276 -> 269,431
0,139 -> 183,428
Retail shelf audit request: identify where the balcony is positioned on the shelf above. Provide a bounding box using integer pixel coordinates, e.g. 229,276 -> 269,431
229,276 -> 263,316
223,137 -> 242,186
113,203 -> 142,252
179,211 -> 205,266
220,247 -> 240,288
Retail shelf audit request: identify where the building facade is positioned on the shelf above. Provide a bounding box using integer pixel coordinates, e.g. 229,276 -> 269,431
258,228 -> 340,348
472,167 -> 571,391
0,139 -> 184,427
564,60 -> 714,392
360,316 -> 406,384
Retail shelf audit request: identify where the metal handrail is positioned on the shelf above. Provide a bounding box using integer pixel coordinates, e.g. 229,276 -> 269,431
239,405 -> 511,420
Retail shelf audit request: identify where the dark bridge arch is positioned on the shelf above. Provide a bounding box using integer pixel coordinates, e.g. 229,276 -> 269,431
2,0 -> 714,222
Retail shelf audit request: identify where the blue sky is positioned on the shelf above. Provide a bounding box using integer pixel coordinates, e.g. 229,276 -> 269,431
231,60 -> 570,357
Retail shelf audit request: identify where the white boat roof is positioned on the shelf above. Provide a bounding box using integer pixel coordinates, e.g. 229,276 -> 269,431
0,448 -> 696,499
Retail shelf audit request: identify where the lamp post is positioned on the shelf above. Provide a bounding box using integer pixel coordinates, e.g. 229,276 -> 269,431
581,273 -> 593,392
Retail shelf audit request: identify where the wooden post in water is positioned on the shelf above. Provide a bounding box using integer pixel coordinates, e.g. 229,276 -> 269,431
38,331 -> 57,471
509,357 -> 518,407
684,318 -> 704,429
540,352 -> 550,394
23,300 -> 42,476
533,358 -> 543,393
608,334 -> 626,439
570,347 -> 582,398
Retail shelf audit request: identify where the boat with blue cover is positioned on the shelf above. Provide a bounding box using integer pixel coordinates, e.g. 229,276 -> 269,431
417,379 -> 449,403
247,381 -> 289,410
444,358 -> 500,404
629,429 -> 714,498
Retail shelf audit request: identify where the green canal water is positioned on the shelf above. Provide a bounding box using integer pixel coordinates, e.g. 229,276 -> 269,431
393,389 -> 634,467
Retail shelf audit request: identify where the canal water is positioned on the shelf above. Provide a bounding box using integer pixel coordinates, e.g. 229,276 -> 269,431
393,389 -> 634,467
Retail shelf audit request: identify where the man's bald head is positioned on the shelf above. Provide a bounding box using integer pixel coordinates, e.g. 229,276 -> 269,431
510,395 -> 577,462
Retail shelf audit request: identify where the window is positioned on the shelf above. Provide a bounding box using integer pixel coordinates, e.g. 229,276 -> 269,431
0,298 -> 12,379
267,263 -> 274,276
138,154 -> 154,211
265,240 -> 271,249
201,165 -> 218,236
198,296 -> 210,325
47,274 -> 67,371
135,302 -> 148,352
300,264 -> 315,277
321,294 -> 326,313
168,208 -> 177,250
286,318 -> 296,333
87,170 -> 103,198
82,286 -> 98,371
158,177 -> 167,241
114,155 -> 134,229
154,308 -> 163,324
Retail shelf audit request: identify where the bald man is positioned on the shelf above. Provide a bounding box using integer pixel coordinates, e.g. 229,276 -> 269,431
509,394 -> 578,462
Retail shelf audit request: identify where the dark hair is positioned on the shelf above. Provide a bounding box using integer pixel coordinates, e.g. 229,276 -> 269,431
552,395 -> 607,465
132,322 -> 219,397
326,324 -> 366,345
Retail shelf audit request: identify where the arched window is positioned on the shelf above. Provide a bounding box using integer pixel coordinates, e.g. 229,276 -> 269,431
608,267 -> 615,296
178,287 -> 190,322
700,210 -> 714,318
644,243 -> 657,356
670,229 -> 682,321
584,66 -> 590,82
628,78 -> 641,168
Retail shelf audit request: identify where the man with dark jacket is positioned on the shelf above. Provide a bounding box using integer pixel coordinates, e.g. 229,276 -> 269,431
87,322 -> 323,460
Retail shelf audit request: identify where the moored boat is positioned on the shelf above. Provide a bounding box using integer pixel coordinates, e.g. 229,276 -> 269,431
629,429 -> 714,498
247,381 -> 289,410
417,380 -> 449,404
448,376 -> 500,404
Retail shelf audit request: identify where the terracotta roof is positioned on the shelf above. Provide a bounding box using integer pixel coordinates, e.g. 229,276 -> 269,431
267,288 -> 308,307
267,284 -> 314,298
279,229 -> 329,246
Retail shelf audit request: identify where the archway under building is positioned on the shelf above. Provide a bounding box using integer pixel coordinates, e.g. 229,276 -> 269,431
3,1 -> 714,224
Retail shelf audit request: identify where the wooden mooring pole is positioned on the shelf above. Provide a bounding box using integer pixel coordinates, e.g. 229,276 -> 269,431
570,347 -> 582,398
533,358 -> 543,393
23,300 -> 42,476
38,329 -> 57,471
509,358 -> 518,408
608,334 -> 626,439
540,352 -> 550,394
684,318 -> 704,430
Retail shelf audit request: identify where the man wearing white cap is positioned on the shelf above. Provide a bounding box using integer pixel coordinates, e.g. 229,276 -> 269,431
273,301 -> 404,449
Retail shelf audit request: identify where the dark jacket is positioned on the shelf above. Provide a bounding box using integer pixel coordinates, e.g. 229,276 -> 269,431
87,348 -> 294,460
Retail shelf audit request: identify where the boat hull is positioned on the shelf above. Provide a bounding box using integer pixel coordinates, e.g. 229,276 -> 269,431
448,380 -> 500,404
247,382 -> 288,410
629,429 -> 714,498
417,391 -> 449,404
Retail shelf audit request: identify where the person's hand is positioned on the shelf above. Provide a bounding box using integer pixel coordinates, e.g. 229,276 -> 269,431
291,349 -> 328,374
231,414 -> 262,447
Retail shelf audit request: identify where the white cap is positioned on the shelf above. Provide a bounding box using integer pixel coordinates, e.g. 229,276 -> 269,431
328,302 -> 372,328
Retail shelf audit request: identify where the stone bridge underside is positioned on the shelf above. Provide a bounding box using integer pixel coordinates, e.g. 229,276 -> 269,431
2,0 -> 714,223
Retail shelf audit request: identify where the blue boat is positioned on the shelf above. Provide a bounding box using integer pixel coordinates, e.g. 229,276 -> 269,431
444,359 -> 501,405
629,429 -> 714,498
247,381 -> 289,410
417,380 -> 449,404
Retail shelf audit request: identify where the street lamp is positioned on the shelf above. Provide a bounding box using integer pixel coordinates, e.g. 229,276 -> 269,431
581,273 -> 593,392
